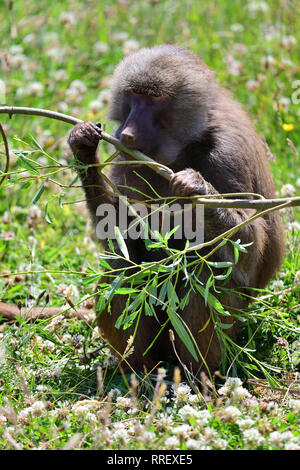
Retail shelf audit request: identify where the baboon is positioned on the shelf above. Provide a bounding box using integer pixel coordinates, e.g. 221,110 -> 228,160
68,45 -> 285,375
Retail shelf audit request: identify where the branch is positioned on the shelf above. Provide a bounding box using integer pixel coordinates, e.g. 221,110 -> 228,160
0,106 -> 299,210
0,122 -> 10,187
0,301 -> 94,323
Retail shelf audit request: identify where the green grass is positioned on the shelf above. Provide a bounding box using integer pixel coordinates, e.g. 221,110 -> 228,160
0,0 -> 299,450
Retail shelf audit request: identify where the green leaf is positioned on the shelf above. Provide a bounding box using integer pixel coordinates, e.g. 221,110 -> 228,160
115,287 -> 140,295
95,295 -> 106,316
18,154 -> 40,174
215,267 -> 233,281
216,322 -> 234,330
195,283 -> 225,314
31,181 -> 45,204
29,134 -> 44,151
104,272 -> 124,302
206,261 -> 233,268
68,174 -> 79,187
44,201 -> 52,224
167,308 -> 198,361
99,257 -> 112,271
115,226 -> 129,260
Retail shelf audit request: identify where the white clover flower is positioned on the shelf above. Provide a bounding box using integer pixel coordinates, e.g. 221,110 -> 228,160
196,409 -> 211,426
224,377 -> 243,389
46,314 -> 64,331
98,89 -> 111,106
219,405 -> 242,423
186,438 -> 202,450
116,397 -> 131,408
17,408 -> 30,423
57,101 -> 69,112
113,428 -> 129,443
268,431 -> 285,447
245,1 -> 269,14
280,183 -> 296,197
51,407 -> 70,419
43,32 -> 59,44
59,11 -> 77,26
218,385 -> 230,396
0,415 -> 7,424
281,58 -> 294,67
284,442 -> 300,450
143,431 -> 156,443
112,32 -> 129,44
230,23 -> 244,33
231,386 -> 252,403
218,377 -> 244,397
88,99 -> 103,113
43,340 -> 56,352
281,431 -> 294,441
10,54 -> 27,69
281,35 -> 297,49
157,415 -> 174,429
16,86 -> 26,98
186,439 -> 211,450
65,88 -> 82,105
26,82 -> 44,97
23,33 -> 36,45
164,436 -> 180,449
45,46 -> 67,65
172,424 -> 191,438
123,39 -> 140,56
54,69 -> 68,82
45,47 -> 66,63
30,400 -> 47,417
188,393 -> 201,405
84,412 -> 98,423
173,383 -> 191,401
287,221 -> 300,232
246,79 -> 260,91
237,417 -> 255,429
178,404 -> 210,425
279,97 -> 291,112
270,279 -> 284,291
72,405 -> 90,416
225,55 -> 242,76
289,399 -> 300,411
36,384 -> 48,392
28,205 -> 42,219
62,333 -> 72,344
243,428 -> 264,447
70,80 -> 87,94
233,43 -> 247,54
9,44 -> 24,55
177,404 -> 195,420
214,438 -> 227,449
261,55 -> 275,68
93,41 -> 109,55
103,354 -> 118,368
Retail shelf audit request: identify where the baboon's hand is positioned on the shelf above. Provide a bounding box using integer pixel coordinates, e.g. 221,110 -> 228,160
68,121 -> 102,163
170,168 -> 209,197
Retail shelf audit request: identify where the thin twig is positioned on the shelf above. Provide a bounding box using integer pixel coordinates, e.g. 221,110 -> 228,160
0,106 -> 299,210
0,122 -> 10,187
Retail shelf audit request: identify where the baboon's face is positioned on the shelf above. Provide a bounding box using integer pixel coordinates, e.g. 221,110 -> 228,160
115,88 -> 182,165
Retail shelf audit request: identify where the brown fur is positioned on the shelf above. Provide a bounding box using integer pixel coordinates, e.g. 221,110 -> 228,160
68,45 -> 285,375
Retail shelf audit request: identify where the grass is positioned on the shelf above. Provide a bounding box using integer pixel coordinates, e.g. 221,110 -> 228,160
0,0 -> 299,450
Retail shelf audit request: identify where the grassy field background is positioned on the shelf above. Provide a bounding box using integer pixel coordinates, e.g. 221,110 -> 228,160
0,0 -> 299,450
